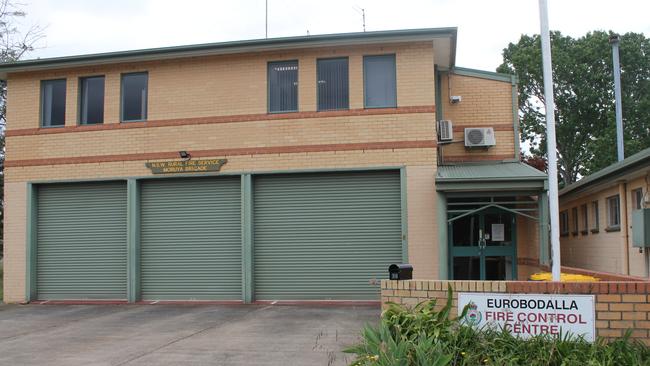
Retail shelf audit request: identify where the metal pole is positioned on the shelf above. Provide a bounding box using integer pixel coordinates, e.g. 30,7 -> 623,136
538,0 -> 561,282
610,35 -> 624,161
265,0 -> 268,38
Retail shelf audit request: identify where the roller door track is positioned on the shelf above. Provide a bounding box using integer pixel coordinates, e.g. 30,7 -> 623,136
253,171 -> 403,300
36,182 -> 128,300
140,177 -> 242,300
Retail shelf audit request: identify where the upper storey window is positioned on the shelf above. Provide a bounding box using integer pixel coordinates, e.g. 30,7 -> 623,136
268,61 -> 298,113
79,76 -> 105,125
121,72 -> 148,122
40,79 -> 66,127
364,54 -> 397,108
317,58 -> 349,111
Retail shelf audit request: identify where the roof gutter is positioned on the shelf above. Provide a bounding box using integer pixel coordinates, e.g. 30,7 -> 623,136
0,27 -> 457,79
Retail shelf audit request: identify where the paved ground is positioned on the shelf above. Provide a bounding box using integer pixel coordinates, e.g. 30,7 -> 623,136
0,303 -> 378,366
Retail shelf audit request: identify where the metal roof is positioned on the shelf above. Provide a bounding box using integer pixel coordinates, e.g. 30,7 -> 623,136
559,146 -> 650,197
436,162 -> 548,182
0,27 -> 457,79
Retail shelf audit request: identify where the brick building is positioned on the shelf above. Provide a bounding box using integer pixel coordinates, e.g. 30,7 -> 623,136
0,28 -> 548,303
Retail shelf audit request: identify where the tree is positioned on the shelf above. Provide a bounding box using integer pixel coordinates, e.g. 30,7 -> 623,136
0,0 -> 44,256
498,31 -> 650,185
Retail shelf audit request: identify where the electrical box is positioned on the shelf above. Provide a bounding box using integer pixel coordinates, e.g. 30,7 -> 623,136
632,208 -> 650,247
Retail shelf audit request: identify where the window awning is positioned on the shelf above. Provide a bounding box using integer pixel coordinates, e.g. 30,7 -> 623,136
436,162 -> 548,192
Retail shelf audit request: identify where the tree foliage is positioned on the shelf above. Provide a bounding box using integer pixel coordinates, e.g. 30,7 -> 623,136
498,31 -> 650,185
0,0 -> 44,254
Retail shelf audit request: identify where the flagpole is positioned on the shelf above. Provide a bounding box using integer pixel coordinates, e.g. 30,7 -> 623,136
539,0 -> 562,282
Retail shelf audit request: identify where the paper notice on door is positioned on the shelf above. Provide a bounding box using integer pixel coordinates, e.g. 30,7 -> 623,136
491,224 -> 505,241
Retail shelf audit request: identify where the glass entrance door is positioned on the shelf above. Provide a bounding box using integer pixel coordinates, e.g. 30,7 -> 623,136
449,209 -> 516,280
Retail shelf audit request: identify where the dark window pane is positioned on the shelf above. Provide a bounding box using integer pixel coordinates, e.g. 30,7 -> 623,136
453,256 -> 480,280
364,55 -> 396,108
268,61 -> 298,113
41,79 -> 66,127
122,73 -> 148,121
80,76 -> 105,124
317,58 -> 349,111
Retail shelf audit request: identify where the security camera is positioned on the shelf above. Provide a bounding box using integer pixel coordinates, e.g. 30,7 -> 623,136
450,96 -> 462,104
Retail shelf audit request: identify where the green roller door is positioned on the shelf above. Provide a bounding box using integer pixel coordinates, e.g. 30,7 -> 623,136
253,171 -> 403,300
36,182 -> 127,300
140,177 -> 241,300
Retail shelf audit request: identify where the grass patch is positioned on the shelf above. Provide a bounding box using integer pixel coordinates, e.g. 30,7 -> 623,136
345,286 -> 650,366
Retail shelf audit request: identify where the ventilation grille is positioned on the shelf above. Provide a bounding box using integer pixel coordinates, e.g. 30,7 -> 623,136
438,120 -> 453,141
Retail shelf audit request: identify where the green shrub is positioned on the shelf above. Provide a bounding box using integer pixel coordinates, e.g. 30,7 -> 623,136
344,286 -> 650,366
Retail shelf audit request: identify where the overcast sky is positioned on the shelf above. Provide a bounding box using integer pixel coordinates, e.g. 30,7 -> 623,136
19,0 -> 650,71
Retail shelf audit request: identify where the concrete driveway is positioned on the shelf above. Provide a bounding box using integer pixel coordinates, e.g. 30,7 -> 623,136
0,303 -> 378,366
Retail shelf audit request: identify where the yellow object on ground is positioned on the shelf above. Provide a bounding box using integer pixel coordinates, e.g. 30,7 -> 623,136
529,272 -> 599,282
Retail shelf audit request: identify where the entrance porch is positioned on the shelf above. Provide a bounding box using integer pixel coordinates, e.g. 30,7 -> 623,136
436,162 -> 549,281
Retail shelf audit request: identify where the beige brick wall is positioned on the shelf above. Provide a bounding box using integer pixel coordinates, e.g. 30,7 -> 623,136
6,42 -> 435,131
3,182 -> 27,303
6,113 -> 436,162
406,165 -> 438,279
438,72 -> 516,161
560,176 -> 649,278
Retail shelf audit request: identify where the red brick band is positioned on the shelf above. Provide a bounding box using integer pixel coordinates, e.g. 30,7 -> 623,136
452,124 -> 513,133
4,140 -> 438,168
5,105 -> 436,137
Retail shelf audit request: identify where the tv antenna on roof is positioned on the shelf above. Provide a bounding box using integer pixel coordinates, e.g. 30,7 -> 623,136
353,5 -> 366,32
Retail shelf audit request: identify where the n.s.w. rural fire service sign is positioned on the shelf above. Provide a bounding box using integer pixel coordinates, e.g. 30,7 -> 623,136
458,293 -> 595,341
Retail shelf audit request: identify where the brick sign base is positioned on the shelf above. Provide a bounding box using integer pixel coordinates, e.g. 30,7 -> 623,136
381,280 -> 650,345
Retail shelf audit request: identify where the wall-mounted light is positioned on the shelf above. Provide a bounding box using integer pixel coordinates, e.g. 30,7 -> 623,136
179,151 -> 191,161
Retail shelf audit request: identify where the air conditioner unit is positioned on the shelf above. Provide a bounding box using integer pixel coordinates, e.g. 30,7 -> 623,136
464,127 -> 496,147
438,120 -> 453,141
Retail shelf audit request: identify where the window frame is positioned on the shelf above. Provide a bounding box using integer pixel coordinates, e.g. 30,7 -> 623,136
363,54 -> 397,109
78,75 -> 106,125
120,72 -> 148,123
40,78 -> 67,128
591,200 -> 600,233
316,57 -> 350,111
632,188 -> 644,210
560,210 -> 569,236
580,204 -> 589,235
606,195 -> 621,231
267,60 -> 299,114
571,207 -> 579,236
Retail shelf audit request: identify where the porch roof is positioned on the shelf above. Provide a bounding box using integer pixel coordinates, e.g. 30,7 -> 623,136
436,162 -> 548,192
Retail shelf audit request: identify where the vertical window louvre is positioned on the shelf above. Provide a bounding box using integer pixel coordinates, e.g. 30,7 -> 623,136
607,195 -> 620,228
317,58 -> 349,111
121,72 -> 148,122
571,207 -> 579,235
560,210 -> 569,235
41,79 -> 66,127
364,54 -> 397,108
268,61 -> 298,113
591,201 -> 599,232
581,204 -> 588,233
80,76 -> 105,125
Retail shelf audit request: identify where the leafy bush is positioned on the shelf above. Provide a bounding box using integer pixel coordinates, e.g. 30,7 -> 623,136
345,286 -> 650,366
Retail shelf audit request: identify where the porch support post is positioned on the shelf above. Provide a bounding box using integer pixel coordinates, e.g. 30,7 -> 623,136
437,191 -> 448,279
241,174 -> 254,304
127,179 -> 141,303
538,190 -> 550,265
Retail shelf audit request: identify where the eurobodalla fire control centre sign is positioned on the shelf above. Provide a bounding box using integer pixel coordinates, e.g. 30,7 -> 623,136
458,293 -> 596,341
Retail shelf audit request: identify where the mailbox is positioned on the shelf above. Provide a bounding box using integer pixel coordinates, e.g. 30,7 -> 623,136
389,264 -> 413,280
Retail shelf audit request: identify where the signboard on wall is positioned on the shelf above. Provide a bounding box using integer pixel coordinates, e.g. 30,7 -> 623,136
458,292 -> 595,341
145,159 -> 227,174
